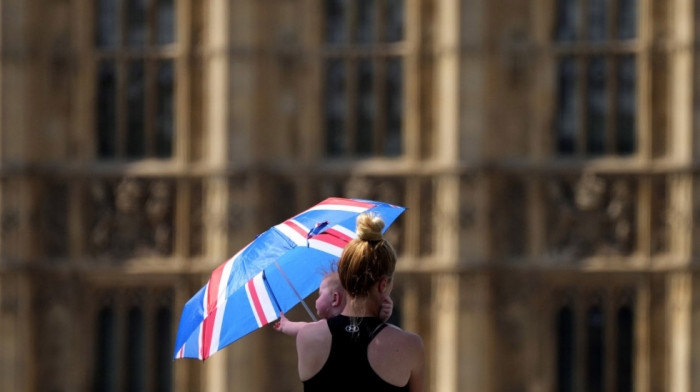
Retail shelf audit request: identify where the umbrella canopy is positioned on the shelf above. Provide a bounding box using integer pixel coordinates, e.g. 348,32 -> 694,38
173,197 -> 406,360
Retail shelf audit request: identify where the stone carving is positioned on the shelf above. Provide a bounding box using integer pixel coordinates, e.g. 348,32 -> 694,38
89,178 -> 174,258
546,173 -> 636,258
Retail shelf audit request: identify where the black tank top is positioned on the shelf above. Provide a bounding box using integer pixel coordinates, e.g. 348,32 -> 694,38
303,315 -> 410,392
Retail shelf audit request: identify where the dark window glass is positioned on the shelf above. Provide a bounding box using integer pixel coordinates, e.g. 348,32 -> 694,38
385,57 -> 403,156
556,306 -> 575,392
617,0 -> 637,39
97,0 -> 119,47
617,305 -> 634,392
97,61 -> 117,158
586,306 -> 605,392
126,0 -> 147,47
127,307 -> 145,392
616,55 -> 636,154
324,0 -> 347,44
555,0 -> 579,41
556,57 -> 578,155
355,0 -> 375,44
356,59 -> 374,156
586,56 -> 608,155
155,307 -> 173,392
587,0 -> 607,41
324,59 -> 347,156
93,307 -> 116,392
156,61 -> 175,157
157,0 -> 176,45
126,61 -> 146,158
385,0 -> 405,42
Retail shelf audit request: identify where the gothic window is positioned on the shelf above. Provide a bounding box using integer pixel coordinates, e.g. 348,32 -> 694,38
92,289 -> 174,392
95,0 -> 176,159
93,305 -> 116,392
322,0 -> 405,158
554,297 -> 635,392
553,0 -> 637,156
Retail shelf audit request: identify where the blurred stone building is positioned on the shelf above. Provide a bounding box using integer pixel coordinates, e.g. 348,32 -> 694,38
1,0 -> 699,391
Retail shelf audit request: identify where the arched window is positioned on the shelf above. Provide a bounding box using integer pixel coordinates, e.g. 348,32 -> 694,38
323,0 -> 405,158
95,0 -> 176,159
553,0 -> 638,156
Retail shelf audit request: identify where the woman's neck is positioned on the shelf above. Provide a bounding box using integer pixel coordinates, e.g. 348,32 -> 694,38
341,296 -> 381,318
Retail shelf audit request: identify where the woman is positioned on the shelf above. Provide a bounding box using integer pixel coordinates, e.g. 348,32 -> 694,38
296,213 -> 425,392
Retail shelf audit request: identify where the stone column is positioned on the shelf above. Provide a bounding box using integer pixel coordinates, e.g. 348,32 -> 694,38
0,273 -> 33,391
667,273 -> 691,392
201,0 -> 232,390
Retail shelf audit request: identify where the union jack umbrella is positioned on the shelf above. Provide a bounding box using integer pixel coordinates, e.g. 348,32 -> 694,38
173,197 -> 406,360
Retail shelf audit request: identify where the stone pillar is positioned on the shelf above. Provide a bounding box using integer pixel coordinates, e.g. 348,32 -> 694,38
432,273 -> 459,392
201,0 -> 231,390
0,273 -> 33,392
667,273 -> 691,392
432,273 -> 492,392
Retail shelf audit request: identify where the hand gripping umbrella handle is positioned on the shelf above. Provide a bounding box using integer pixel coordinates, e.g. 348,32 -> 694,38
274,261 -> 317,322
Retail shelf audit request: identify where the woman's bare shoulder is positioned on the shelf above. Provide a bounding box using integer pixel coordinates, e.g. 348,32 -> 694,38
296,319 -> 330,345
385,324 -> 423,346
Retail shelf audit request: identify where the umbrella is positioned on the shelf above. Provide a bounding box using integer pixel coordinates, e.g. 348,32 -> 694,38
173,197 -> 406,360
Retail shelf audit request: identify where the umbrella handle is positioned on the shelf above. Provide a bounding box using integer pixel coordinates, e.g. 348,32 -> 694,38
274,261 -> 318,322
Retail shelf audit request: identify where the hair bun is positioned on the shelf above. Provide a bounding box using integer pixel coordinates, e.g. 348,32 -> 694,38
355,213 -> 384,241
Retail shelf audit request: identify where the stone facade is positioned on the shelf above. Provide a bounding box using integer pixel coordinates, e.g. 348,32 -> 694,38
1,0 -> 699,391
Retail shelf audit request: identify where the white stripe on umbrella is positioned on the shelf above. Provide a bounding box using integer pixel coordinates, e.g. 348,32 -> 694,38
308,238 -> 344,257
198,282 -> 209,359
330,225 -> 358,240
274,219 -> 309,246
306,204 -> 370,213
245,272 -> 277,328
208,298 -> 227,357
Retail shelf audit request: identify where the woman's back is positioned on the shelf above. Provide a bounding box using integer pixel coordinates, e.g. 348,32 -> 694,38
297,315 -> 424,392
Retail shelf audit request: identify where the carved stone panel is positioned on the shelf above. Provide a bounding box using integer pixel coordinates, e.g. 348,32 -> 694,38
545,173 -> 637,259
87,178 -> 175,259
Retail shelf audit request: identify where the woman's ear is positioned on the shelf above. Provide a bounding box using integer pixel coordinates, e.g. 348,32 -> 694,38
378,276 -> 389,294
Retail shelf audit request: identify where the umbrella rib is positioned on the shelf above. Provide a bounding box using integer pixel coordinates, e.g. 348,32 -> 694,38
274,260 -> 318,322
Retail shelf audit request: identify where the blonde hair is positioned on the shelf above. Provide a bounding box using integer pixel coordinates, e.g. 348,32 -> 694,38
337,213 -> 397,298
323,271 -> 344,295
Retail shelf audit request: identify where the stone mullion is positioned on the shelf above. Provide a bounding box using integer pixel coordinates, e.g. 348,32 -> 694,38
173,0 -> 192,162
403,0 -> 421,161
635,277 -> 651,392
